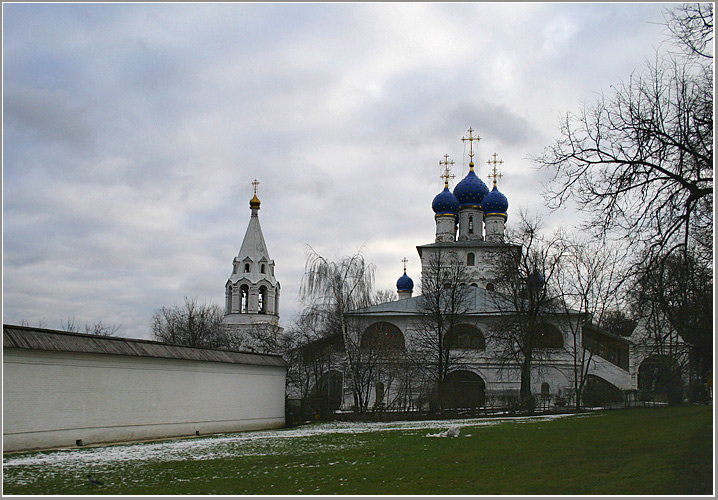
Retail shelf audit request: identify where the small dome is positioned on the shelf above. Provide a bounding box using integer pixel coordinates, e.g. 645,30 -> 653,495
432,186 -> 460,216
453,164 -> 490,208
482,185 -> 508,217
249,193 -> 261,209
397,272 -> 414,292
528,271 -> 545,290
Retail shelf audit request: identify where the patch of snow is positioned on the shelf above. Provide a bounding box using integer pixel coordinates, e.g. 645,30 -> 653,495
426,426 -> 461,438
3,412 -> 586,482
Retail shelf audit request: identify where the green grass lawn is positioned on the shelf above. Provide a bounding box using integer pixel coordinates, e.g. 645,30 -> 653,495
2,405 -> 713,495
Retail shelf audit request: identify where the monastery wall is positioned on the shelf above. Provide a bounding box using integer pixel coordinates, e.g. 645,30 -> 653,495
3,348 -> 286,452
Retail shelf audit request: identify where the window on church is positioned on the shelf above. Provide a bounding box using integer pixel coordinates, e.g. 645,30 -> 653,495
467,252 -> 475,266
244,263 -> 250,273
486,283 -> 495,291
261,264 -> 266,274
468,215 -> 474,234
447,324 -> 485,350
361,322 -> 405,351
535,323 -> 564,349
226,287 -> 232,313
541,382 -> 550,397
240,285 -> 249,313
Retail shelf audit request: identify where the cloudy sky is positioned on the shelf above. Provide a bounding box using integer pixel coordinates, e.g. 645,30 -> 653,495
3,2 -> 677,339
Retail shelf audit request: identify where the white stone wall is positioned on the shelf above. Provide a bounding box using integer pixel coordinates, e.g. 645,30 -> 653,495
3,348 -> 286,452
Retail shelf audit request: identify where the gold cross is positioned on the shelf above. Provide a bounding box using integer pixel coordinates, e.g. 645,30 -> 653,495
402,257 -> 408,273
461,127 -> 481,163
252,179 -> 260,195
487,153 -> 504,187
439,154 -> 455,187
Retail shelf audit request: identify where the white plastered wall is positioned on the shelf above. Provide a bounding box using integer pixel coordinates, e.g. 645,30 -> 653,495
3,349 -> 286,452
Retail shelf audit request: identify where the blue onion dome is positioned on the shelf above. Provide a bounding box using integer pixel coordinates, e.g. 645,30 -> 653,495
453,163 -> 490,208
482,184 -> 509,218
432,184 -> 460,216
528,271 -> 545,290
396,272 -> 414,292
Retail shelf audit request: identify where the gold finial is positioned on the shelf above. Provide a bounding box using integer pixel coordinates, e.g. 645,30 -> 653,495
487,153 -> 504,187
439,154 -> 455,188
461,127 -> 481,168
402,257 -> 408,273
249,178 -> 261,209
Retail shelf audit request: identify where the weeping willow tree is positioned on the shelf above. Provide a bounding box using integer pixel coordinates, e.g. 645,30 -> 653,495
298,246 -> 377,412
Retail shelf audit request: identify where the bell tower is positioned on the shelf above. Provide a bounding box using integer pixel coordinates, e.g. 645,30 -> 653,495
224,179 -> 281,338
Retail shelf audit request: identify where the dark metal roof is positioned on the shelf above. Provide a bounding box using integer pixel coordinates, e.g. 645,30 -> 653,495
3,325 -> 286,368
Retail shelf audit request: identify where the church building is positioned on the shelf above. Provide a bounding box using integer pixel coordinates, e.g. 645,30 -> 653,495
298,128 -> 633,413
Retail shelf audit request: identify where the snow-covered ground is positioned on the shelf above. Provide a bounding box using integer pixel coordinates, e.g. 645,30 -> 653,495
3,413 -> 592,488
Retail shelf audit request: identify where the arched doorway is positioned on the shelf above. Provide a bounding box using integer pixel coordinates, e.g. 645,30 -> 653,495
440,370 -> 486,409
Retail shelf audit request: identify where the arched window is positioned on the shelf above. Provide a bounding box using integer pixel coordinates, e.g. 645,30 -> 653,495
226,287 -> 232,313
447,324 -> 485,350
467,252 -> 475,266
361,322 -> 405,350
470,283 -> 478,288
261,264 -> 266,274
244,263 -> 250,273
240,285 -> 249,313
486,283 -> 495,291
468,215 -> 474,235
259,286 -> 267,314
541,382 -> 550,397
535,323 -> 563,349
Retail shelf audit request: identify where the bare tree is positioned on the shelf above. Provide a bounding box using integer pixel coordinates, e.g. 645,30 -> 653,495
555,237 -> 625,409
298,246 -> 377,413
633,249 -> 712,402
372,289 -> 397,305
536,4 -> 713,270
411,248 -> 475,411
664,3 -> 713,59
284,308 -> 341,419
489,211 -> 567,409
60,317 -> 121,337
151,296 -> 225,348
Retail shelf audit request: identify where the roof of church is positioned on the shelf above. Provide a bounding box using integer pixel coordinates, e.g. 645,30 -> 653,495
348,286 -> 583,317
3,324 -> 287,367
347,286 -> 516,317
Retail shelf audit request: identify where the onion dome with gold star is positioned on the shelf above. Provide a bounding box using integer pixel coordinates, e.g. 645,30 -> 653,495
432,184 -> 460,216
453,162 -> 490,208
483,153 -> 509,218
482,185 -> 509,219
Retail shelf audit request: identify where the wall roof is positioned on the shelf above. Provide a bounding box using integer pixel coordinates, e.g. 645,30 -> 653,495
3,325 -> 286,367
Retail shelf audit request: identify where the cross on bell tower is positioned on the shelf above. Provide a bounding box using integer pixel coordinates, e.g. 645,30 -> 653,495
402,257 -> 408,273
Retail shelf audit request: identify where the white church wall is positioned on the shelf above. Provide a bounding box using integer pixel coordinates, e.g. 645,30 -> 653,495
3,348 -> 286,452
